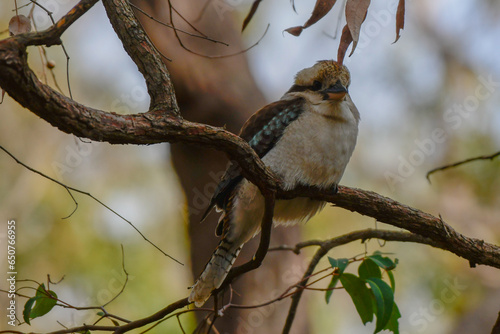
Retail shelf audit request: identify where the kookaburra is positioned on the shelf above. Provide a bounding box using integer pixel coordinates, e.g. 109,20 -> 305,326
188,60 -> 360,307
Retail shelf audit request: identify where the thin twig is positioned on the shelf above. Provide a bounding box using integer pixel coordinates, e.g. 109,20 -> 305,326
28,0 -> 73,98
103,245 -> 129,307
427,151 -> 500,181
129,2 -> 227,45
0,145 -> 183,265
166,0 -> 269,60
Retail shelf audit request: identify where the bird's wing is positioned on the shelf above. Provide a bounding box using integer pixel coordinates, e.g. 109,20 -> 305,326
200,97 -> 306,226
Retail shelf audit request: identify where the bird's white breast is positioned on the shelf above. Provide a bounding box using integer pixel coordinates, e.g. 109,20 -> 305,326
262,100 -> 358,190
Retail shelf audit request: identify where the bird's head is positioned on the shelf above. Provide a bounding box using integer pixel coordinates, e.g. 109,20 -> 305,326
287,60 -> 350,102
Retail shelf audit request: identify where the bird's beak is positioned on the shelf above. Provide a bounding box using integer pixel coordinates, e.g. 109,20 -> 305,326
322,81 -> 347,101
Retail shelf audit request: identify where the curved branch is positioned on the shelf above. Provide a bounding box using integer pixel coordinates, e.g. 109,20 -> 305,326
0,36 -> 277,195
280,186 -> 500,269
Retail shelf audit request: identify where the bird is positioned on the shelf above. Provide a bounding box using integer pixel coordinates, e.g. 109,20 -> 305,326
188,60 -> 360,307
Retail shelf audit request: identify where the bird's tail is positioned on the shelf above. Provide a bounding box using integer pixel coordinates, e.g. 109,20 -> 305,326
188,237 -> 242,307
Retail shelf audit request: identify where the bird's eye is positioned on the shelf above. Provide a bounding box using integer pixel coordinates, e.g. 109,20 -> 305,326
311,80 -> 322,91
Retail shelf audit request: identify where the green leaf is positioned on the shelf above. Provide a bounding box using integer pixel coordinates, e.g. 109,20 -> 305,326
366,278 -> 394,333
325,275 -> 340,304
368,254 -> 398,270
387,270 -> 396,292
97,311 -> 105,316
23,296 -> 40,325
328,257 -> 349,272
383,303 -> 401,334
325,257 -> 349,304
358,258 -> 382,280
30,284 -> 58,320
340,273 -> 373,324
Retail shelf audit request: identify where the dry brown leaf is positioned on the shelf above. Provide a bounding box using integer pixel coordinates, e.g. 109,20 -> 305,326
1,89 -> 5,104
337,24 -> 353,64
345,0 -> 370,53
285,0 -> 337,36
9,15 -> 31,36
304,0 -> 338,28
394,0 -> 405,43
285,26 -> 304,37
242,0 -> 263,32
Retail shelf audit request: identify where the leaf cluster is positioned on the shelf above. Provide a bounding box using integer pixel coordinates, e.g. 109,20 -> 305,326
326,252 -> 400,333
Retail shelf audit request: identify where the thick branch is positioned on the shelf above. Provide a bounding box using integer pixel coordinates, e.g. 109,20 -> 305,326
101,0 -> 177,109
280,186 -> 500,269
0,39 -> 277,194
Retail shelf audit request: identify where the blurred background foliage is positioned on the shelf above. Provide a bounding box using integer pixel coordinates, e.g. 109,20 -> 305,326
0,0 -> 499,333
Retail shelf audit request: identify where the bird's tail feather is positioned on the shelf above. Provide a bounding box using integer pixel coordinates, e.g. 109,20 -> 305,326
188,237 -> 242,307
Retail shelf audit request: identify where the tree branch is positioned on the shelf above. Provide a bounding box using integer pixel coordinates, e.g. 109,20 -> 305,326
0,0 -> 278,194
280,186 -> 500,269
426,151 -> 500,180
101,0 -> 177,108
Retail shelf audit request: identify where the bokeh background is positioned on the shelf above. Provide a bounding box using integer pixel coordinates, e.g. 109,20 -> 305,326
1,0 -> 499,333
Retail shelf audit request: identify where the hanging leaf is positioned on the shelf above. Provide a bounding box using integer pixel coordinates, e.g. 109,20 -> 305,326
23,297 -> 40,325
284,26 -> 304,37
366,278 -> 394,333
345,0 -> 370,55
337,24 -> 353,64
9,15 -> 32,36
327,257 -> 349,271
358,258 -> 382,280
394,0 -> 405,43
339,273 -> 373,324
325,257 -> 349,304
304,0 -> 338,29
383,303 -> 401,334
242,0 -> 263,32
387,269 -> 396,292
368,253 -> 398,270
285,0 -> 338,36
